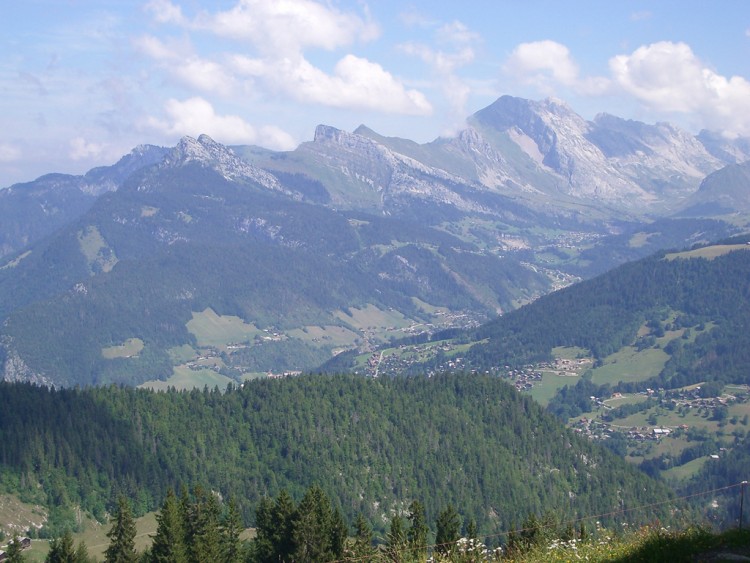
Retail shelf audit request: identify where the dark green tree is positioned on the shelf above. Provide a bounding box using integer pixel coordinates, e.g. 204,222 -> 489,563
5,534 -> 26,563
406,500 -> 429,560
252,490 -> 297,563
185,486 -> 221,563
45,529 -> 76,563
435,505 -> 460,555
350,513 -> 375,559
465,517 -> 478,541
385,514 -> 406,562
104,495 -> 138,563
151,488 -> 187,563
329,506 -> 347,561
220,497 -> 244,563
74,541 -> 95,563
292,485 -> 334,563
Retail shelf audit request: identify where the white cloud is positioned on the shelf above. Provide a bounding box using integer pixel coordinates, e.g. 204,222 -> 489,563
145,0 -> 186,25
228,52 -> 431,115
140,1 -> 427,116
399,20 -> 480,131
134,35 -> 235,96
505,40 -> 608,95
144,97 -> 297,149
69,137 -> 105,160
196,0 -> 379,55
610,41 -> 750,135
504,39 -> 750,136
0,143 -> 21,162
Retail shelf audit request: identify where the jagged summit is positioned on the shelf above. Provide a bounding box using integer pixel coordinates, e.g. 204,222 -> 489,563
160,134 -> 283,192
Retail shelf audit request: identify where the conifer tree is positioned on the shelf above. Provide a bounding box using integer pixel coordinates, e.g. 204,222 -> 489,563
252,491 -> 296,563
386,514 -> 405,562
104,495 -> 138,563
46,529 -> 89,563
465,517 -> 478,541
406,500 -> 429,560
186,486 -> 221,563
220,497 -> 244,563
351,513 -> 375,559
46,530 -> 75,563
435,505 -> 460,555
5,534 -> 26,563
74,541 -> 95,563
151,488 -> 187,563
329,506 -> 348,561
292,485 -> 333,563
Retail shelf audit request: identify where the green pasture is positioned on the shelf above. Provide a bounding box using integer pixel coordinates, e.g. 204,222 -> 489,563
662,455 -> 711,481
526,372 -> 580,407
77,225 -> 117,273
590,346 -> 670,386
139,366 -> 234,392
287,325 -> 359,347
101,338 -> 144,359
187,308 -> 261,347
628,231 -> 658,248
551,346 -> 590,360
664,244 -> 750,261
335,304 -> 412,331
167,344 -> 198,364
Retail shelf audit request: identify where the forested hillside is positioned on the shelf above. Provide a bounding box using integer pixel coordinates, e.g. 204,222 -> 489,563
336,238 -> 750,391
0,374 -> 674,538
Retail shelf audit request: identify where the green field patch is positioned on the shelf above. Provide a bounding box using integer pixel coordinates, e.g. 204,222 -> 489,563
287,325 -> 359,347
662,455 -> 711,481
0,250 -> 32,270
551,346 -> 590,360
527,372 -> 580,407
139,366 -> 234,391
140,206 -> 159,217
167,344 -> 198,364
187,308 -> 261,347
77,225 -> 118,273
628,231 -> 659,248
590,346 -> 670,386
665,244 -> 750,261
101,338 -> 144,359
604,393 -> 649,409
411,297 -> 450,315
335,304 -> 412,332
240,372 -> 269,381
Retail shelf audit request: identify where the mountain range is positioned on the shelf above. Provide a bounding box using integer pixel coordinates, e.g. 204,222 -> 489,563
1,95 -> 748,388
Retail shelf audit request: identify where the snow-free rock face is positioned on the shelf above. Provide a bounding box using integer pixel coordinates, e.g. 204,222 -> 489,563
161,134 -> 287,194
471,96 -> 656,205
301,125 -> 494,214
587,114 -> 724,204
697,130 -> 750,164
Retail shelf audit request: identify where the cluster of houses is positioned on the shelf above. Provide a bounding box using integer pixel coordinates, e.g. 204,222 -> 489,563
571,417 -> 680,442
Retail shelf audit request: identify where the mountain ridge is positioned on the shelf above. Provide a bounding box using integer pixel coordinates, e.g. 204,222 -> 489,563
1,94 -> 748,387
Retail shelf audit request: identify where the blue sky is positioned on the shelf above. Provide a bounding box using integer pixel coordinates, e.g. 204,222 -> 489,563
1,0 -> 749,186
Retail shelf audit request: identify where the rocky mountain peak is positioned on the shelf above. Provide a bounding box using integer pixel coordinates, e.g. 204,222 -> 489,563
161,135 -> 283,192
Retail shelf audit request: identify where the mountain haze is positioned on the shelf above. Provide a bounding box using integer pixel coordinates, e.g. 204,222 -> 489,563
1,95 -> 749,387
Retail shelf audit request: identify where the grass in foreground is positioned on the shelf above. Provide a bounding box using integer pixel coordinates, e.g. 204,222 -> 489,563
440,527 -> 750,562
